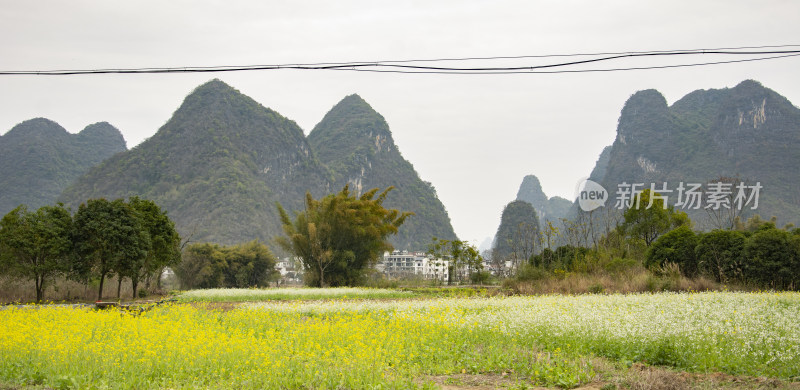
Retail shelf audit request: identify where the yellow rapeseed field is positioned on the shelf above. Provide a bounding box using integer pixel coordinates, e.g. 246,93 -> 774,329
1,291 -> 798,389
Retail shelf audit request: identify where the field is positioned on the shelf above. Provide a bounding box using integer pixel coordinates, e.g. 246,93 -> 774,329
175,287 -> 416,302
1,289 -> 799,389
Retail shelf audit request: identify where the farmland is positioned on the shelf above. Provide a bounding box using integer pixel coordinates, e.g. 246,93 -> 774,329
1,289 -> 799,389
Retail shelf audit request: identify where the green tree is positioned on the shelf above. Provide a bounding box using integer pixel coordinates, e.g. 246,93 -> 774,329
72,199 -> 149,301
695,229 -> 746,283
175,240 -> 278,289
620,189 -> 689,246
276,185 -> 412,287
128,197 -> 181,297
175,242 -> 227,289
645,225 -> 699,276
428,238 -> 483,284
0,204 -> 73,302
743,227 -> 800,289
225,240 -> 279,288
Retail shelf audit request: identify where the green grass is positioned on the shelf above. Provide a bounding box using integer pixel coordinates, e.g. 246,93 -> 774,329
174,287 -> 415,302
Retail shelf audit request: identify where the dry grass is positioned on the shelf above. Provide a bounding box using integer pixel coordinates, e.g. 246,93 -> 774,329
504,268 -> 729,296
0,276 -> 156,303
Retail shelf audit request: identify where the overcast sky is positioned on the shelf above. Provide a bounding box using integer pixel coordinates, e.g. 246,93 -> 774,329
2,1 -> 799,247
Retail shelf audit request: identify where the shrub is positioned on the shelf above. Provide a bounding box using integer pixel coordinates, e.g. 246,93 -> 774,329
175,241 -> 278,289
604,257 -> 639,275
645,226 -> 699,276
743,228 -> 800,289
695,230 -> 746,283
470,270 -> 491,285
516,264 -> 549,282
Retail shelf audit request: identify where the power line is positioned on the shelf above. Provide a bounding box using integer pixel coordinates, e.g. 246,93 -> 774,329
1,46 -> 799,76
336,53 -> 800,75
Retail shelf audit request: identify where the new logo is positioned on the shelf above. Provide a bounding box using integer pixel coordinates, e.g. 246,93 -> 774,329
576,179 -> 608,212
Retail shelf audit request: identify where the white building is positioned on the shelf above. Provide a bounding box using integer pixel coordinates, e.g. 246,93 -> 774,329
379,250 -> 449,281
276,257 -> 303,283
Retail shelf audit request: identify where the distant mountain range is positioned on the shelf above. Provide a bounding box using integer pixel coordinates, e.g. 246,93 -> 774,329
494,80 -> 800,256
57,79 -> 456,248
5,78 -> 798,254
515,175 -> 571,224
0,119 -> 126,215
591,80 -> 800,228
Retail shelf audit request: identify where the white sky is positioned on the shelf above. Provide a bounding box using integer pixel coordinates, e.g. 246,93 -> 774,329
2,1 -> 799,246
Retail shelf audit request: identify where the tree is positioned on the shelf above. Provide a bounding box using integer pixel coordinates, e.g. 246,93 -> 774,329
704,176 -> 750,230
428,238 -> 483,284
72,199 -> 149,301
645,225 -> 699,276
276,185 -> 412,287
175,241 -> 278,289
743,227 -> 800,289
620,189 -> 689,246
128,197 -> 181,297
0,204 -> 73,303
225,240 -> 279,288
695,229 -> 746,283
174,242 -> 226,289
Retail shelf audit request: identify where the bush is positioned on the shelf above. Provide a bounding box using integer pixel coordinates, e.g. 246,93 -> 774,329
470,270 -> 491,285
603,257 -> 639,275
530,245 -> 590,272
175,241 -> 278,289
516,264 -> 549,282
695,230 -> 746,283
645,226 -> 699,276
743,228 -> 800,289
588,283 -> 604,294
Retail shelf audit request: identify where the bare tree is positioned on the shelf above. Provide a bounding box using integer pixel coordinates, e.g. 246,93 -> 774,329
704,176 -> 752,230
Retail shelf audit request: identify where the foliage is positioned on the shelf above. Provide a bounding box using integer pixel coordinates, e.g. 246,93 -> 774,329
428,238 -> 484,284
695,229 -> 746,283
72,198 -> 150,300
175,240 -> 278,289
0,204 -> 73,302
742,227 -> 800,289
277,185 -> 411,287
645,225 -> 699,276
619,189 -> 688,246
127,196 -> 181,297
530,245 -> 591,271
308,94 -> 458,250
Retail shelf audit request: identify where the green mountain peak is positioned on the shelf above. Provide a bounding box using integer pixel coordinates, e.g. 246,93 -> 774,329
60,79 -> 329,245
309,94 -> 457,249
0,119 -> 126,214
592,80 -> 800,228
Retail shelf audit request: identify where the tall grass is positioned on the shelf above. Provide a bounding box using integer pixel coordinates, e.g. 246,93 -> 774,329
505,266 -> 724,295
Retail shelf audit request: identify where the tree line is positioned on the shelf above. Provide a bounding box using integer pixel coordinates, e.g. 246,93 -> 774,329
0,197 -> 181,302
646,215 -> 800,289
504,189 -> 800,291
174,240 -> 279,289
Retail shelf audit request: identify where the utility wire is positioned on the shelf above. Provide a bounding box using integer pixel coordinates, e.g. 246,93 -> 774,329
335,53 -> 800,75
1,46 -> 799,76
